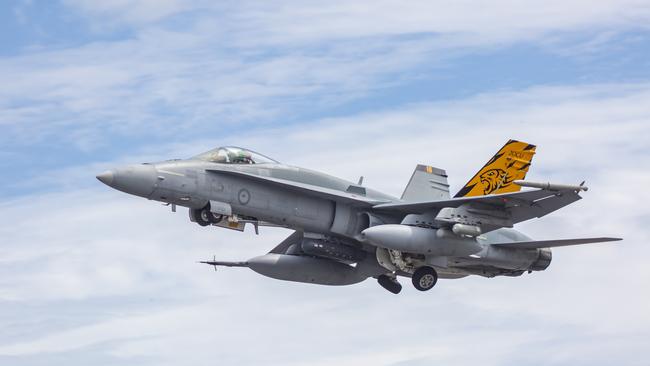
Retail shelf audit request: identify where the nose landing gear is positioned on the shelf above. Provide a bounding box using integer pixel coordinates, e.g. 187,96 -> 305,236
190,207 -> 223,227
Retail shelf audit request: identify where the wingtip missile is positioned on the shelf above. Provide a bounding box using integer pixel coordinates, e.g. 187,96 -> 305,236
198,257 -> 249,271
514,180 -> 588,192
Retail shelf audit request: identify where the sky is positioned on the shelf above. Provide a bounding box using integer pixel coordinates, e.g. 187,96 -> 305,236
1,1 -> 650,365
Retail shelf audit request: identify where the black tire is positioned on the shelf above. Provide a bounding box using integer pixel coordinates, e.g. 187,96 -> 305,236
191,208 -> 211,227
199,208 -> 215,225
412,266 -> 438,291
377,275 -> 402,294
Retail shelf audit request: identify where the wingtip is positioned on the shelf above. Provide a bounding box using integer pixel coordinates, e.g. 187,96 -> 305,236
595,237 -> 623,242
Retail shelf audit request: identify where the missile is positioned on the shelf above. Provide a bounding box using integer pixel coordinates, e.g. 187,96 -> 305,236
452,223 -> 482,237
514,180 -> 588,192
360,224 -> 482,256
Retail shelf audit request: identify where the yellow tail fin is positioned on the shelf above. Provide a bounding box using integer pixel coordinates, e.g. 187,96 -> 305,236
454,140 -> 536,197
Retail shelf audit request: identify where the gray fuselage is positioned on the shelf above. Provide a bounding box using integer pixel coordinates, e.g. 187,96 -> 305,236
98,157 -> 547,280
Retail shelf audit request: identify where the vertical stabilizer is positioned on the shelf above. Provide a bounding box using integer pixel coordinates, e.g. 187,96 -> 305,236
454,139 -> 536,198
401,165 -> 450,202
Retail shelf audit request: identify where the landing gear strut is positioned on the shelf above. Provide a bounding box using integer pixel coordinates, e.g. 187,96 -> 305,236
411,266 -> 438,291
377,274 -> 402,294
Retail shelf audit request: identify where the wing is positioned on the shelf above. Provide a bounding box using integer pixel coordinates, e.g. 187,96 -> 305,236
374,182 -> 588,231
375,186 -> 581,218
268,230 -> 303,254
199,231 -> 304,269
491,237 -> 622,249
206,168 -> 387,206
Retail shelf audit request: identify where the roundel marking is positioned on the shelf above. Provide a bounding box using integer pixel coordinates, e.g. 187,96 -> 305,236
238,189 -> 251,205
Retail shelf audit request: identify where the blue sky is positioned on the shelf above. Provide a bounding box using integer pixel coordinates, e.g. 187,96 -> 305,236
1,1 -> 649,365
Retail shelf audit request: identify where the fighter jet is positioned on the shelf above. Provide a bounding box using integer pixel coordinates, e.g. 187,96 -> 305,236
97,140 -> 620,294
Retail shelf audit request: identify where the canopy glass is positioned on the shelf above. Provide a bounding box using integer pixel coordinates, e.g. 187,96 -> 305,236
194,146 -> 279,164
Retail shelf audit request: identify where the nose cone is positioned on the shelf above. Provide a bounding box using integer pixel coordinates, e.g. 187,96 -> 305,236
96,170 -> 114,186
96,164 -> 157,198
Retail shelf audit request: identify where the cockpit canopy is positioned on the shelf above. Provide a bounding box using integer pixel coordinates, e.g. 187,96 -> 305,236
194,146 -> 279,165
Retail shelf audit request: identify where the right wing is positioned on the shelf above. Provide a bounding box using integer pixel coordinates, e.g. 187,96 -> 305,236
491,237 -> 622,249
374,183 -> 587,231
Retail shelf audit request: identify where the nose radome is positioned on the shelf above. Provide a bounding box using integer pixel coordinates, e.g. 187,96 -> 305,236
96,170 -> 114,186
98,164 -> 158,198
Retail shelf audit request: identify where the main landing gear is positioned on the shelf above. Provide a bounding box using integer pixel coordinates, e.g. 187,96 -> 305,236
411,266 -> 438,291
377,266 -> 438,294
377,275 -> 402,294
190,207 -> 223,227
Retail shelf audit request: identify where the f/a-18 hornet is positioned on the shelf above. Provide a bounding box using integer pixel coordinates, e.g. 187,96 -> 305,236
97,140 -> 620,294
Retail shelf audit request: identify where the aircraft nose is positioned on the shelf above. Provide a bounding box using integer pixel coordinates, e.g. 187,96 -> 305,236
97,164 -> 157,198
96,170 -> 114,186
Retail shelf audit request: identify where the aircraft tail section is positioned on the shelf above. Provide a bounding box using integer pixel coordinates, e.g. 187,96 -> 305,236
401,165 -> 450,202
454,139 -> 536,198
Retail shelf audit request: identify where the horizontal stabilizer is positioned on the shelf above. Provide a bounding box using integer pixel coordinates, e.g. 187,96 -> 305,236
492,237 -> 622,249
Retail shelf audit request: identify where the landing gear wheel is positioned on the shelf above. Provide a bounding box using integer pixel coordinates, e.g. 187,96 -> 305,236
191,208 -> 211,227
412,266 -> 438,291
209,213 -> 224,224
377,275 -> 402,294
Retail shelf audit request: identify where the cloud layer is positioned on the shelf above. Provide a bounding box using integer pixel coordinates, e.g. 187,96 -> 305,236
1,81 -> 649,365
1,1 -> 650,365
3,0 -> 650,150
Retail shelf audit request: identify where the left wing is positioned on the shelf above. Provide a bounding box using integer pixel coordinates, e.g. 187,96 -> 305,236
491,237 -> 621,249
268,230 -> 303,254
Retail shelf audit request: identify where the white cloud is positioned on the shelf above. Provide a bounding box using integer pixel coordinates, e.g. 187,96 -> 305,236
2,1 -> 649,150
1,81 -> 649,365
0,28 -> 445,149
62,1 -> 650,44
221,0 -> 650,47
62,0 -> 196,26
3,2 -> 650,364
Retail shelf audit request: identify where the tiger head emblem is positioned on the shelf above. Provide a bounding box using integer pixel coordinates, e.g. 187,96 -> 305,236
479,168 -> 513,194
